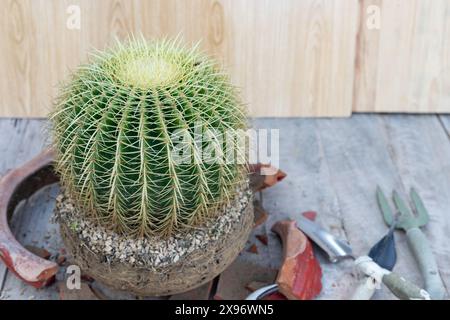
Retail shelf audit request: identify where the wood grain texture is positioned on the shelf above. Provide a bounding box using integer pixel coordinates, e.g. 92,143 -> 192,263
252,118 -> 358,299
353,0 -> 450,112
1,116 -> 450,299
0,0 -> 358,118
352,0 -> 382,112
380,115 -> 450,294
255,115 -> 450,299
316,115 -> 421,299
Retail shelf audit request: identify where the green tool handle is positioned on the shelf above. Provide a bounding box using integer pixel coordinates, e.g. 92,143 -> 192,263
382,272 -> 430,300
352,256 -> 430,300
406,227 -> 446,300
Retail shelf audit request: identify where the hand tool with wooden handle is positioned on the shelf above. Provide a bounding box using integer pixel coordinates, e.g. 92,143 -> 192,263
296,215 -> 430,300
378,187 -> 446,300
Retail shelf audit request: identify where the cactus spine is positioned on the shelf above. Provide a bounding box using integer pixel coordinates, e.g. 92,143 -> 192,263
51,38 -> 247,237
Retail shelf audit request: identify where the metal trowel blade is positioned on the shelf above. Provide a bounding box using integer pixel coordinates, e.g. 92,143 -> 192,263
295,216 -> 354,263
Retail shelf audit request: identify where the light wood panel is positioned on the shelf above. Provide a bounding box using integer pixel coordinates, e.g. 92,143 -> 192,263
0,0 -> 358,118
354,0 -> 450,112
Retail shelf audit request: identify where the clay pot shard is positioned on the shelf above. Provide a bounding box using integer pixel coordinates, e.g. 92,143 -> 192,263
0,148 -> 58,288
271,220 -> 322,300
249,164 -> 287,192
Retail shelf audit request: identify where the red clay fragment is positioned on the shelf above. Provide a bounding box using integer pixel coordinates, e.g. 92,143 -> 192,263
253,200 -> 269,228
56,255 -> 67,266
302,211 -> 317,221
247,244 -> 258,254
255,234 -> 268,246
263,292 -> 287,300
271,220 -> 322,300
249,164 -> 287,192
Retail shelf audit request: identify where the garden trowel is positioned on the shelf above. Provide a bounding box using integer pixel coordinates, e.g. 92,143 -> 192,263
296,215 -> 430,300
377,187 -> 446,300
350,220 -> 397,299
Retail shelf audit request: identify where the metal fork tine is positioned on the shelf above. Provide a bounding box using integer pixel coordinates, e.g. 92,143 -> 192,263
377,186 -> 394,226
392,190 -> 413,219
410,188 -> 429,226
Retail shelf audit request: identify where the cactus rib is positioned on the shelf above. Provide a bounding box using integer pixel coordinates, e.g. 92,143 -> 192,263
51,37 -> 248,237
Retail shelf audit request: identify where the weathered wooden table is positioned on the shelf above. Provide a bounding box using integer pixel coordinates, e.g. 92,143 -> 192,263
1,115 -> 449,300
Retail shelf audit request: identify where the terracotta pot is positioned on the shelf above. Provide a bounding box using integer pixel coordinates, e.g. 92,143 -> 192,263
0,149 -> 58,288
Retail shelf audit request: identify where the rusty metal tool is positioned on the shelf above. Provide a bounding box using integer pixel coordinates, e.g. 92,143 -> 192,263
377,187 -> 446,300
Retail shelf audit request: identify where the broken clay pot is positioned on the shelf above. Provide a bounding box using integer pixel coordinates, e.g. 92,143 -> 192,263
271,220 -> 322,300
0,149 -> 58,288
249,164 -> 287,192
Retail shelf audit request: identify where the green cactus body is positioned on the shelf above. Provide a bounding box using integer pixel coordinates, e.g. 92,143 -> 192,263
51,38 -> 248,237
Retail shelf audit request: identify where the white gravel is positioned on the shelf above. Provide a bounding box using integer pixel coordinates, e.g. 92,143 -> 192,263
55,182 -> 252,269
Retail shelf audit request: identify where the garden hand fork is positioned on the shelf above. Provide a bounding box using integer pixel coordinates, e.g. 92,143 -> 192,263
377,187 -> 446,300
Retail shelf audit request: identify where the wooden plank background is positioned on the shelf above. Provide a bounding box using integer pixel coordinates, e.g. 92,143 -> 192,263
0,0 -> 449,118
354,0 -> 450,113
0,0 -> 357,117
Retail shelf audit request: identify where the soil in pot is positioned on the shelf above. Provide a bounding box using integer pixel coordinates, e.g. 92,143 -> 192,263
55,184 -> 254,296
